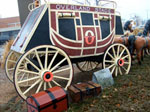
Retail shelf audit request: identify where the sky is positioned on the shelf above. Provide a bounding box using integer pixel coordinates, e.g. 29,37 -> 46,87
0,0 -> 150,20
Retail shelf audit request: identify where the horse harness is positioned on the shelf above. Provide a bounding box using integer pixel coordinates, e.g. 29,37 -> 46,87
121,36 -> 128,45
144,37 -> 149,48
128,35 -> 137,54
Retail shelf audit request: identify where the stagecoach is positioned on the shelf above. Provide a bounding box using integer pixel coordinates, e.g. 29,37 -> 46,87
5,0 -> 131,100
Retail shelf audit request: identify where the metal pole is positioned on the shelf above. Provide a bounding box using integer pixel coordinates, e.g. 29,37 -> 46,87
147,10 -> 149,20
17,0 -> 33,26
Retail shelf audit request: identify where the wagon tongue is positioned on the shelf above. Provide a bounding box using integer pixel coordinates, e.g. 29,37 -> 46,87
43,72 -> 53,82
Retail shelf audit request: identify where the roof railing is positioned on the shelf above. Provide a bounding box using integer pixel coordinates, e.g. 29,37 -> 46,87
98,0 -> 117,9
29,0 -> 117,11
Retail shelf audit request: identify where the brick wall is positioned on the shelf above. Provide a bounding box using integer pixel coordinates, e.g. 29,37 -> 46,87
0,17 -> 21,29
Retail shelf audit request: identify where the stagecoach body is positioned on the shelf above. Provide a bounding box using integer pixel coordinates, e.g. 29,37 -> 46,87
5,1 -> 131,100
11,3 -> 115,60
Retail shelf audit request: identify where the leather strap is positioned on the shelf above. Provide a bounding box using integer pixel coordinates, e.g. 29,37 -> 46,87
86,82 -> 98,96
73,85 -> 83,101
27,88 -> 67,111
45,90 -> 58,109
26,96 -> 40,110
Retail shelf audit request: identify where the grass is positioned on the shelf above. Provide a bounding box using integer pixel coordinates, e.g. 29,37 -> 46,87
68,55 -> 150,112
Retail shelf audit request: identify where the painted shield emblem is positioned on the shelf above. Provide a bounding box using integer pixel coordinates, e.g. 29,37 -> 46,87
84,30 -> 95,45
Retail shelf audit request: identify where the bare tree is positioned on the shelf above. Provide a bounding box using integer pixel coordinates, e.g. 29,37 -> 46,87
72,0 -> 84,5
95,0 -> 100,6
86,0 -> 91,5
72,0 -> 101,6
130,14 -> 142,26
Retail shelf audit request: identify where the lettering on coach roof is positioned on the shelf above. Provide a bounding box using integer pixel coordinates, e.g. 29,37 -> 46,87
54,4 -> 113,13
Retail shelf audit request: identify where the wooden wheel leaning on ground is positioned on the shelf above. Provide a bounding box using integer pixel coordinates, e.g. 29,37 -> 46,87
14,45 -> 73,100
5,50 -> 21,82
76,61 -> 99,72
145,48 -> 150,55
103,43 -> 131,77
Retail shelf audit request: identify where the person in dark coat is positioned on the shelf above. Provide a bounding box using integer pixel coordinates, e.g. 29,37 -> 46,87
124,20 -> 133,32
142,19 -> 150,37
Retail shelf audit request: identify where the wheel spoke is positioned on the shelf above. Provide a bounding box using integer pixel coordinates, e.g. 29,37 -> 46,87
124,62 -> 129,65
19,73 -> 26,81
18,76 -> 40,84
44,82 -> 46,90
48,82 -> 52,88
115,67 -> 118,77
105,60 -> 114,63
36,81 -> 43,93
50,58 -> 67,72
48,51 -> 59,70
122,55 -> 129,59
107,63 -> 115,69
119,67 -> 123,75
18,69 -> 39,75
53,76 -> 70,80
8,60 -> 17,63
117,45 -> 120,57
23,79 -> 41,95
86,61 -> 89,71
112,46 -> 116,58
14,53 -> 20,58
90,62 -> 93,69
35,49 -> 44,70
108,52 -> 114,60
32,51 -> 56,54
45,47 -> 48,69
119,48 -> 126,58
111,66 -> 116,74
81,61 -> 87,69
52,80 -> 61,86
121,66 -> 127,72
25,57 -> 41,72
52,67 -> 70,74
8,68 -> 15,71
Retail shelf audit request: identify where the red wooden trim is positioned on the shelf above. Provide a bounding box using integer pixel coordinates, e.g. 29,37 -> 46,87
51,12 -> 57,31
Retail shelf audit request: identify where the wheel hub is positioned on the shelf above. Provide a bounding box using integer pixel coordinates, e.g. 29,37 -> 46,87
42,72 -> 53,82
118,59 -> 124,67
115,58 -> 124,67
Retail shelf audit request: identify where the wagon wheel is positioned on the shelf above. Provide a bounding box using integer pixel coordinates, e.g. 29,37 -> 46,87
14,45 -> 73,100
103,43 -> 131,77
5,50 -> 21,82
76,61 -> 99,72
145,48 -> 150,55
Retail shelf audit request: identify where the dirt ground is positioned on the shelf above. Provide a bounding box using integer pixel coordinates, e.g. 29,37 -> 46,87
0,69 -> 17,104
0,55 -> 150,112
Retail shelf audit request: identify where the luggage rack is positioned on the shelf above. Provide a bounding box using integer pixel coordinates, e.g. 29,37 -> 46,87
28,0 -> 117,11
98,0 -> 117,9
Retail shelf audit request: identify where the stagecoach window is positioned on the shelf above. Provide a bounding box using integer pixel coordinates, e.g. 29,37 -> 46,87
100,20 -> 110,39
95,20 -> 99,25
115,16 -> 124,35
76,19 -> 80,25
18,6 -> 43,44
81,13 -> 94,25
58,19 -> 76,40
